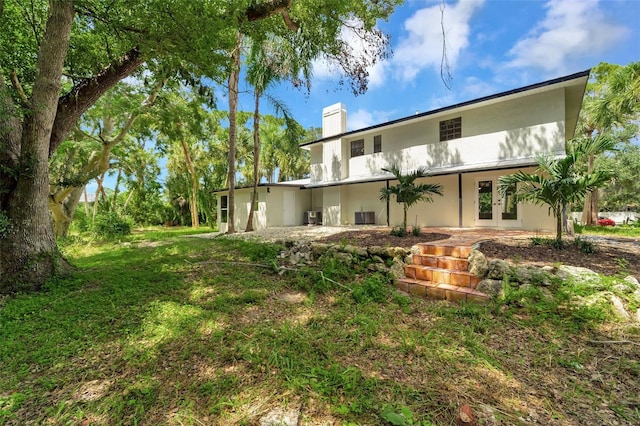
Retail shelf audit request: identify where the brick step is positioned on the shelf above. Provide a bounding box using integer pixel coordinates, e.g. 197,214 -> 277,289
413,254 -> 469,271
396,278 -> 490,303
417,243 -> 472,258
404,265 -> 481,288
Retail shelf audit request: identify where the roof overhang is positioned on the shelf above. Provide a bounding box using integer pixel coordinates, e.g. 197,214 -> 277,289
302,154 -> 564,189
300,69 -> 591,148
213,179 -> 311,194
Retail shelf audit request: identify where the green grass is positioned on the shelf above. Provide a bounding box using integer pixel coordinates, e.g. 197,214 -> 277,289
574,223 -> 640,238
1,227 -> 638,425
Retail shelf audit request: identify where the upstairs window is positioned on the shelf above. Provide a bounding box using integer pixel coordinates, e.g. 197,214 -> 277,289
439,117 -> 462,141
374,135 -> 382,153
350,139 -> 364,157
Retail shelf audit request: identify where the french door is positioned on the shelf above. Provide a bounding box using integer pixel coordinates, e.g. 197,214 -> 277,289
475,178 -> 521,227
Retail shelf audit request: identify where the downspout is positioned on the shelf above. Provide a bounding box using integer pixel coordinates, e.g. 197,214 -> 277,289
458,174 -> 463,228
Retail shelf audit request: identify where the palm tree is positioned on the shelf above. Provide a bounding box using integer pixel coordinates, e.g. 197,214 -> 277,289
499,136 -> 614,244
379,164 -> 443,234
579,61 -> 640,225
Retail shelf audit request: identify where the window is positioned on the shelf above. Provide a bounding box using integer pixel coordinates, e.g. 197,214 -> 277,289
350,139 -> 364,157
374,135 -> 382,153
220,195 -> 228,222
439,117 -> 462,141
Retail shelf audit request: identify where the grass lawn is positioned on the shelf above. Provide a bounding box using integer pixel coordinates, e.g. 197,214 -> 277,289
1,227 -> 639,425
575,223 -> 640,238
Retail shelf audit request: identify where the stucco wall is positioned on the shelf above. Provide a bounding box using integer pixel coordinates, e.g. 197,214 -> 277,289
322,187 -> 342,226
342,182 -> 387,225
217,187 -> 310,231
386,175 -> 459,228
343,89 -> 566,180
320,139 -> 344,183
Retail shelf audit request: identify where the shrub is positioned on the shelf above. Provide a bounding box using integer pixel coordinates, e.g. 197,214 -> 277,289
411,226 -> 421,236
390,226 -> 407,237
70,206 -> 91,233
573,236 -> 596,254
91,212 -> 133,238
529,237 -> 563,249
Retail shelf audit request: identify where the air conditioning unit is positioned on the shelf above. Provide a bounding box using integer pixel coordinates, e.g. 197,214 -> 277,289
355,211 -> 375,225
304,211 -> 322,225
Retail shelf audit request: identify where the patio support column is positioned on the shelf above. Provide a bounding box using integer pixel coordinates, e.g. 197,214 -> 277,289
386,180 -> 390,226
458,174 -> 463,228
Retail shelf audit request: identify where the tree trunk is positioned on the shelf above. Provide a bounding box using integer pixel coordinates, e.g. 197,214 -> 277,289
403,205 -> 408,233
49,186 -> 84,237
112,167 -> 122,211
83,187 -> 90,216
49,78 -> 165,235
93,172 -> 106,220
555,208 -> 563,244
581,153 -> 598,225
226,32 -> 242,234
123,188 -> 135,212
180,138 -> 199,228
0,1 -> 74,293
245,90 -> 261,232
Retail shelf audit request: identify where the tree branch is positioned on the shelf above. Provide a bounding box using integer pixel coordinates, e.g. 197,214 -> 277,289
109,77 -> 166,148
50,47 -> 145,157
245,0 -> 292,22
281,10 -> 299,31
439,0 -> 452,90
9,71 -> 28,105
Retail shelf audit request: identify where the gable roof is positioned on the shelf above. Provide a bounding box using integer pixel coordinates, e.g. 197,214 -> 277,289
300,69 -> 591,147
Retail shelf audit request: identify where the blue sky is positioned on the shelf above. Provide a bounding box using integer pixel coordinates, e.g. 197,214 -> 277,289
93,0 -> 639,193
243,0 -> 640,133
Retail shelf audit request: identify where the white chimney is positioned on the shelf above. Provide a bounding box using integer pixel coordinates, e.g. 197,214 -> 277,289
322,102 -> 347,138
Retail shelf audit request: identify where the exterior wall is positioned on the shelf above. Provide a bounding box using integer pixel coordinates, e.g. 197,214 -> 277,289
322,102 -> 347,137
387,175 -> 459,228
322,186 -> 342,226
217,187 -> 311,232
310,145 -> 323,182
344,89 -> 566,180
262,187 -> 311,227
342,182 -> 387,225
320,138 -> 344,183
217,189 -> 256,233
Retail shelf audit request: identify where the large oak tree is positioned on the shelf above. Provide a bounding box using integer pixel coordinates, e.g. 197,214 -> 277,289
0,0 -> 399,293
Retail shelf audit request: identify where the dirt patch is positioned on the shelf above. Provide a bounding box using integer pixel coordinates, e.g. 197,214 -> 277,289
315,228 -> 640,277
478,237 -> 640,277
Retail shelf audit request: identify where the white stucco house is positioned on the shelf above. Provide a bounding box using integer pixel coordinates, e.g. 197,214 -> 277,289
215,70 -> 590,233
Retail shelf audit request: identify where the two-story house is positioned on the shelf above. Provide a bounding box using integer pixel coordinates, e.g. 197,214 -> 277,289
216,69 -> 589,233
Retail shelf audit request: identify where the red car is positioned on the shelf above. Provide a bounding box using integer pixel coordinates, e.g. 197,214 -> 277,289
597,217 -> 616,226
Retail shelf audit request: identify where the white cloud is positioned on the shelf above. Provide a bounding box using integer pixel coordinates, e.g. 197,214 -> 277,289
348,109 -> 375,130
347,108 -> 397,131
311,19 -> 390,89
461,76 -> 496,98
393,0 -> 485,83
506,0 -> 629,74
312,1 -> 484,90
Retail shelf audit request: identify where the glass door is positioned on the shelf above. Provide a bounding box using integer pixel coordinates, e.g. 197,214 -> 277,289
476,179 -> 496,226
475,178 -> 521,227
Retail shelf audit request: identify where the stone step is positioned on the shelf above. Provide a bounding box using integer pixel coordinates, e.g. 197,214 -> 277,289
413,254 -> 469,271
417,243 -> 472,258
396,278 -> 490,303
404,265 -> 481,288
